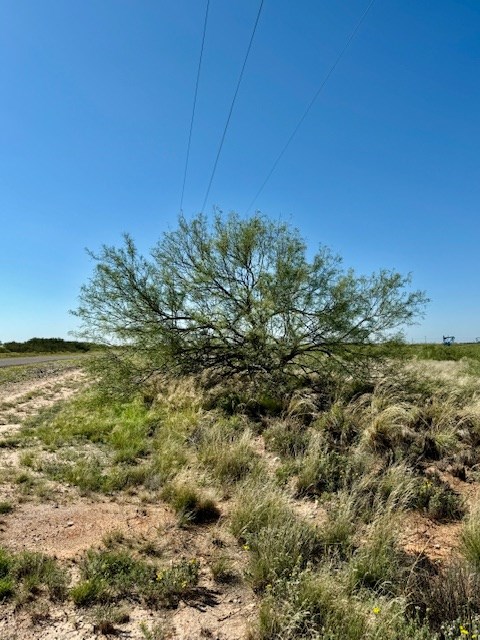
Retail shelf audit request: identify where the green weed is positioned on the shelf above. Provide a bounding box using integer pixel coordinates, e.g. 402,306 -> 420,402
161,482 -> 220,525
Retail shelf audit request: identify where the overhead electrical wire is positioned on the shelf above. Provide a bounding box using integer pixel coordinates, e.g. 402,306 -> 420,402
245,0 -> 376,214
179,0 -> 210,213
200,0 -> 264,213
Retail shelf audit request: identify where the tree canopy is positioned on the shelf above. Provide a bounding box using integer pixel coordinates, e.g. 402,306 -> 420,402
74,213 -> 427,388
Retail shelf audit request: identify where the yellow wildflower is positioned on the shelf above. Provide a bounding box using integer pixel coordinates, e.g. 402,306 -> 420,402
372,607 -> 380,615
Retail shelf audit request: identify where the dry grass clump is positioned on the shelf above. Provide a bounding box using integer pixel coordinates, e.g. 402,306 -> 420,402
161,480 -> 220,526
263,419 -> 310,458
231,482 -> 322,591
253,565 -> 432,640
196,420 -> 261,484
411,561 -> 480,633
295,433 -> 350,497
461,507 -> 480,570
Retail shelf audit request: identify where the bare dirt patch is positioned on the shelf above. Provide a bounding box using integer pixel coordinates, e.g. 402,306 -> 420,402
0,498 -> 172,559
0,365 -> 85,435
401,511 -> 462,562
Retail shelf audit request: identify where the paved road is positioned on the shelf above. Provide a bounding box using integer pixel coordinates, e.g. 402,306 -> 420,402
0,354 -> 88,368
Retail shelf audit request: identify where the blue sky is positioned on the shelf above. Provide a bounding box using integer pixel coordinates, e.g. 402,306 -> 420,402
1,0 -> 479,343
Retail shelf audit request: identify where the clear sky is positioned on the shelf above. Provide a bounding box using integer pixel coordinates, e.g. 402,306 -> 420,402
1,0 -> 479,343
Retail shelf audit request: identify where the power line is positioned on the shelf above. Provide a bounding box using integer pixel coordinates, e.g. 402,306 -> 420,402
245,0 -> 376,214
201,0 -> 264,213
180,0 -> 210,213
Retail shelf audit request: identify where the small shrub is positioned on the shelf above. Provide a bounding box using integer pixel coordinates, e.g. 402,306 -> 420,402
0,501 -> 14,515
413,475 -> 464,521
161,482 -> 220,525
0,577 -> 14,601
71,579 -> 106,606
147,558 -> 199,606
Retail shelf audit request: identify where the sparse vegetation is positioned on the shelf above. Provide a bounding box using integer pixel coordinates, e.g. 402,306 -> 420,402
0,547 -> 67,603
3,250 -> 480,638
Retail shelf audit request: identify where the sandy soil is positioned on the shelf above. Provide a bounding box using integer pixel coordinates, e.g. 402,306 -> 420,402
0,365 -> 257,639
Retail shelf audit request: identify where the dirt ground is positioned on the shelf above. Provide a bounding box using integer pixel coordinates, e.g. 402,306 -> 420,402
0,365 -> 257,640
0,360 -> 475,639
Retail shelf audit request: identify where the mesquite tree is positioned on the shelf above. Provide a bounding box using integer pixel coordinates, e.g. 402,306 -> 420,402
73,212 -> 427,388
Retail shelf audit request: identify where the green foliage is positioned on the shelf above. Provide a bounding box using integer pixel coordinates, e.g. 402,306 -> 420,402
0,577 -> 14,601
461,508 -> 480,570
348,515 -> 403,595
71,579 -> 106,606
440,614 -> 480,639
2,337 -> 92,354
197,423 -> 259,484
319,492 -> 357,558
403,343 -> 480,362
254,567 -> 366,640
263,420 -> 310,457
161,482 -> 220,525
413,475 -> 465,521
0,547 -> 67,602
74,549 -> 155,604
0,501 -> 14,514
231,483 -> 322,591
151,558 -> 199,606
74,212 -> 427,390
73,550 -> 200,608
296,434 -> 350,497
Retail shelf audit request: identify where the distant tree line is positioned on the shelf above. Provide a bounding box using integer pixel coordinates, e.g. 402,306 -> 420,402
1,338 -> 93,354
